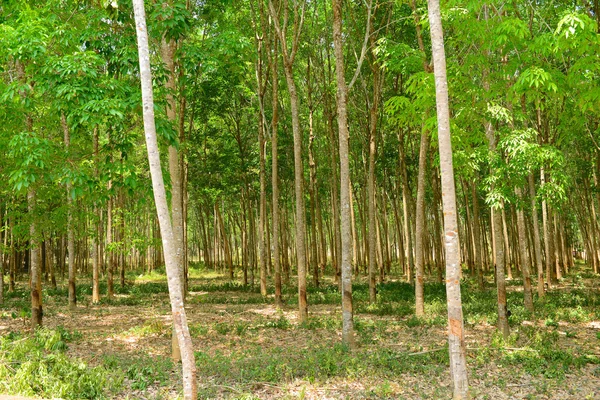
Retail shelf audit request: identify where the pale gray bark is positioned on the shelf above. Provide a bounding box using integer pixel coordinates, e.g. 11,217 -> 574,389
426,0 -> 469,396
132,2 -> 197,398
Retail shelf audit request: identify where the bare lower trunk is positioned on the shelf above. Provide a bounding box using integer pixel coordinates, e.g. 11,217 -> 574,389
427,0 -> 469,395
528,173 -> 544,297
62,113 -> 77,309
471,182 -> 484,289
92,128 -> 100,304
541,168 -> 552,287
367,118 -> 377,302
271,38 -> 282,307
415,128 -> 430,316
132,2 -> 197,398
29,189 -> 43,328
516,187 -> 533,311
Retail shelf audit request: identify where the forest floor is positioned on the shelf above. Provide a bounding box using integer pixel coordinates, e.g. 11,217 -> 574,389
1,263 -> 600,399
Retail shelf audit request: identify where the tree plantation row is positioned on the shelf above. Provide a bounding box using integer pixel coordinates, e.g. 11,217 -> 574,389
1,0 -> 600,399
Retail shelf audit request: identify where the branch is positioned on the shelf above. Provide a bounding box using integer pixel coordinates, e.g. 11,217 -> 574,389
348,0 -> 374,91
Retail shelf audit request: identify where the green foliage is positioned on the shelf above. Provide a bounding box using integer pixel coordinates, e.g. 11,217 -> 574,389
0,328 -> 122,399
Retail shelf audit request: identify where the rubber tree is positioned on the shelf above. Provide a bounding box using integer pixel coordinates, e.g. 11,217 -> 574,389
131,1 -> 197,398
426,0 -> 469,396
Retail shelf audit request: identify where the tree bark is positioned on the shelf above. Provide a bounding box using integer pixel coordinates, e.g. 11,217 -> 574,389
61,113 -> 77,309
415,128 -> 430,316
528,173 -> 545,297
332,0 -> 355,346
92,128 -> 100,304
427,0 -> 469,395
29,189 -> 43,328
516,187 -> 533,311
271,37 -> 282,307
268,0 -> 308,322
132,2 -> 197,398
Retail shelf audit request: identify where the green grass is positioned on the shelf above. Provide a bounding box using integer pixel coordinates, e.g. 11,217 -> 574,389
194,341 -> 449,386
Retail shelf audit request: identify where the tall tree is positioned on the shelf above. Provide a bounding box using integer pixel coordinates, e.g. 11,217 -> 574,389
332,0 -> 355,346
131,1 -> 197,398
426,0 -> 469,396
268,0 -> 308,322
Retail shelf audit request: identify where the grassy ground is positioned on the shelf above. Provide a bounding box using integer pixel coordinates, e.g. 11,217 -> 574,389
1,263 -> 599,399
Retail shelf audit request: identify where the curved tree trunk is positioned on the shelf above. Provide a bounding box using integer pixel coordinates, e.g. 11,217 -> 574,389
132,2 -> 197,398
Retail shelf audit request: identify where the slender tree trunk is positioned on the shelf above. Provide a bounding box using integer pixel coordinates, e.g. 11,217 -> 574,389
541,168 -> 552,287
333,0 -> 354,346
427,0 -> 469,395
29,189 -> 43,328
528,173 -> 545,297
307,58 -> 320,288
216,202 -> 233,279
268,0 -> 308,321
132,2 -> 197,398
107,189 -> 114,298
367,53 -> 380,303
254,30 -> 268,297
62,113 -> 77,309
415,128 -> 430,316
399,140 -> 414,283
483,74 -> 509,337
501,205 -> 512,280
516,187 -> 533,311
471,182 -> 484,288
270,39 -> 282,306
92,128 -> 100,304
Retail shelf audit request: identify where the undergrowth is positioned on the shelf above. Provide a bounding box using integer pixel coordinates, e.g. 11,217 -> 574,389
0,327 -> 122,399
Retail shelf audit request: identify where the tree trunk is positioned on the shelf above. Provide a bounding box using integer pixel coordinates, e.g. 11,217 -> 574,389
307,58 -> 320,288
541,168 -> 552,287
271,38 -> 282,306
415,128 -> 430,316
528,173 -> 545,297
132,2 -> 197,398
427,0 -> 469,395
268,0 -> 308,321
516,187 -> 533,311
399,139 -> 414,283
471,181 -> 484,288
483,69 -> 509,337
29,189 -> 43,328
92,128 -> 100,304
62,113 -> 77,309
332,0 -> 354,346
